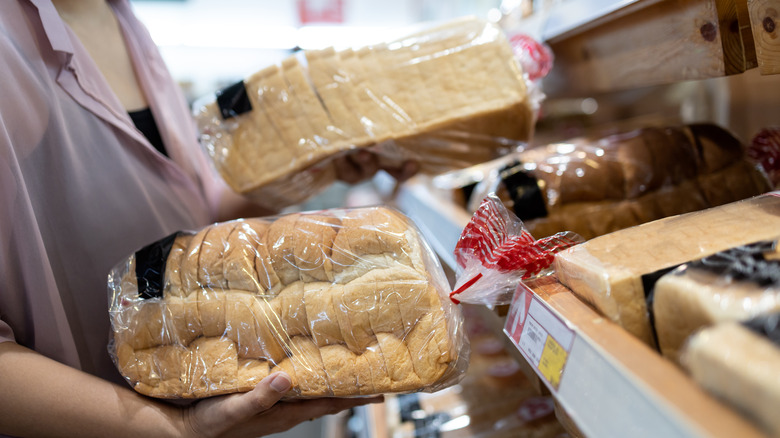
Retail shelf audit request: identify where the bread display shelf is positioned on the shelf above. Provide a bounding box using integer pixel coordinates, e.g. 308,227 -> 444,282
507,0 -> 779,97
388,177 -> 768,438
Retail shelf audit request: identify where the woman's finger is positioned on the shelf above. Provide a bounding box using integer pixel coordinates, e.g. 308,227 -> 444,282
333,150 -> 380,184
383,160 -> 420,183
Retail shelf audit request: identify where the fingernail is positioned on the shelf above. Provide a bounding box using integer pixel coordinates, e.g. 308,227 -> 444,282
269,372 -> 292,393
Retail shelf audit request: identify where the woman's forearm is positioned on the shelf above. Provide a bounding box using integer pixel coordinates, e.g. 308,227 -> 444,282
0,341 -> 183,438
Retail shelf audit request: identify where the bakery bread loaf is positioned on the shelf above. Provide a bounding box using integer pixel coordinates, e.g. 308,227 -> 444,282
490,124 -> 770,240
681,317 -> 780,436
653,240 -> 780,363
108,206 -> 465,398
195,18 -> 534,208
554,192 -> 780,347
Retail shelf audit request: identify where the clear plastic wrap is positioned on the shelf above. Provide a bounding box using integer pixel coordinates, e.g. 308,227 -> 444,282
554,192 -> 780,348
107,206 -> 467,399
681,315 -> 780,437
653,239 -> 780,364
194,17 -> 538,208
436,123 -> 772,240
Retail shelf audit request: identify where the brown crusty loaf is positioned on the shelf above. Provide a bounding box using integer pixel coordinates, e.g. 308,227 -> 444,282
195,17 -> 533,208
494,124 -> 771,240
109,207 -> 464,398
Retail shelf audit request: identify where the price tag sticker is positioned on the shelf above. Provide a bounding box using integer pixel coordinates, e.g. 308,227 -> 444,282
505,282 -> 575,391
538,336 -> 568,388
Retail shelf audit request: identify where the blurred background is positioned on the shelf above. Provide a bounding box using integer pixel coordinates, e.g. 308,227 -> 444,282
129,0 -> 504,105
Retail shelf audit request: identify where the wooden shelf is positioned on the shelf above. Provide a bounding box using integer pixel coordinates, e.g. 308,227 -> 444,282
505,0 -> 779,97
388,177 -> 770,438
748,0 -> 780,74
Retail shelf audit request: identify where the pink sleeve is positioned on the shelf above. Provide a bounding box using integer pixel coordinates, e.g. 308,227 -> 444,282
0,320 -> 15,344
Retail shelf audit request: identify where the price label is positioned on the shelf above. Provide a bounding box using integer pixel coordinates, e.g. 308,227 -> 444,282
538,336 -> 568,389
505,282 -> 575,392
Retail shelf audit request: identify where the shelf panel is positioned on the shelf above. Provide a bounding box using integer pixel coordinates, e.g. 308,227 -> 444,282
510,0 -> 759,96
394,180 -> 769,438
748,0 -> 780,74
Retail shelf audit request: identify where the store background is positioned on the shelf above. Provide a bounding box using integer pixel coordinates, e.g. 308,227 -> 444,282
129,0 -> 505,105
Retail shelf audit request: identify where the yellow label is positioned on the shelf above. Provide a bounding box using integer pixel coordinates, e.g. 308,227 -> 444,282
537,335 -> 568,389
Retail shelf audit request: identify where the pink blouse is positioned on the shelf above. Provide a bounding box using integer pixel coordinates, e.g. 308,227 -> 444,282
0,0 -> 226,384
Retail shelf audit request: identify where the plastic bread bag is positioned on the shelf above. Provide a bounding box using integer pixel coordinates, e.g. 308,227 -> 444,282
652,238 -> 780,364
448,193 -> 583,308
193,17 -> 538,209
553,192 -> 780,349
435,123 -> 772,240
107,206 -> 467,399
680,314 -> 780,437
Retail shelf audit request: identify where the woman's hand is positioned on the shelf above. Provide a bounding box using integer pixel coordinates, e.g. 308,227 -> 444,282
333,150 -> 419,185
181,372 -> 383,438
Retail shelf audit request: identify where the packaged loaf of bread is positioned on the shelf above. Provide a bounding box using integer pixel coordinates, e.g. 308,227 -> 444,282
681,315 -> 780,437
554,192 -> 780,348
442,123 -> 771,240
107,206 -> 467,399
194,17 -> 535,209
653,239 -> 780,364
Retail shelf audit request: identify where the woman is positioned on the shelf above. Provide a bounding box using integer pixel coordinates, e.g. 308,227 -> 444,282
0,0 -> 413,436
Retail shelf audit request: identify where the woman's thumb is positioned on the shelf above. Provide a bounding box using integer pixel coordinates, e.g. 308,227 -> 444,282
219,372 -> 291,421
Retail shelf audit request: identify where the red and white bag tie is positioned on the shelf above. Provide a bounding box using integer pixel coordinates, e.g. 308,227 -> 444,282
450,194 -> 582,305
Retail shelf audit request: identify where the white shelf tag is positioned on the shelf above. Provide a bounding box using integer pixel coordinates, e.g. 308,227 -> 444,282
504,282 -> 575,391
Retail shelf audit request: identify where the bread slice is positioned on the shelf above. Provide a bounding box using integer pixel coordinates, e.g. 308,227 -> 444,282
682,322 -> 780,436
281,56 -> 340,149
275,281 -> 309,337
304,47 -> 364,140
223,220 -> 264,293
292,214 -> 341,283
265,214 -> 301,286
196,289 -> 228,338
180,226 -> 211,292
223,291 -> 264,359
189,337 -> 238,398
164,295 -> 201,346
198,221 -> 237,289
303,281 -> 343,347
376,333 -> 423,392
236,358 -> 271,392
340,47 -> 396,141
288,336 -> 331,397
320,344 -> 358,396
363,341 -> 392,393
654,254 -> 780,363
164,234 -> 193,296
